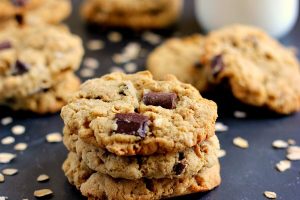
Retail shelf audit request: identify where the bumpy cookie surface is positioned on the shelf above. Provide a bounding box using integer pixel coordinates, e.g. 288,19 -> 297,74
0,0 -> 71,24
0,23 -> 83,100
147,34 -> 208,91
202,25 -> 300,114
61,71 -> 217,156
64,127 -> 219,179
63,152 -> 221,200
1,72 -> 80,113
81,0 -> 182,29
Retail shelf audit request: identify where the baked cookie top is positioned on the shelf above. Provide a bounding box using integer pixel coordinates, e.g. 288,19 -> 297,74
0,0 -> 71,24
202,25 -> 300,114
81,0 -> 182,29
62,152 -> 221,200
61,71 -> 217,156
65,125 -> 219,179
147,34 -> 207,91
0,23 -> 83,100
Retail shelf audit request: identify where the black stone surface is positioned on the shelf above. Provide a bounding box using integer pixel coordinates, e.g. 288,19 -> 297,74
0,1 -> 300,199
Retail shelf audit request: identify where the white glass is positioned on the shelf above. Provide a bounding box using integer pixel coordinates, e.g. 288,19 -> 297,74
195,0 -> 299,38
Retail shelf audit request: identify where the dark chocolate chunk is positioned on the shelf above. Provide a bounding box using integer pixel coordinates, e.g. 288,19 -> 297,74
143,92 -> 177,109
0,41 -> 12,51
178,152 -> 184,161
173,163 -> 186,175
12,60 -> 29,76
115,113 -> 149,138
211,54 -> 224,77
12,0 -> 28,7
144,179 -> 154,192
15,14 -> 24,25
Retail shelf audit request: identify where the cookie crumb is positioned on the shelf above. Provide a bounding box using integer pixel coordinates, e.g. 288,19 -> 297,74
272,140 -> 288,149
0,153 -> 16,163
287,139 -> 296,145
233,137 -> 249,149
37,174 -> 50,182
276,160 -> 291,172
46,133 -> 62,143
34,189 -> 53,198
215,122 -> 228,132
233,111 -> 247,118
286,146 -> 300,160
80,68 -> 95,78
107,32 -> 122,43
217,149 -> 226,158
14,143 -> 28,151
11,125 -> 25,135
124,62 -> 137,73
1,136 -> 15,145
83,57 -> 99,69
1,117 -> 13,125
0,173 -> 4,183
87,40 -> 104,50
142,31 -> 162,45
2,168 -> 18,176
264,191 -> 277,199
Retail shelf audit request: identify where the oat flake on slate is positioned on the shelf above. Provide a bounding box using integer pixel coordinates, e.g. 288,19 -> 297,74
2,168 -> 18,176
1,136 -> 15,145
217,149 -> 226,158
46,133 -> 63,143
276,160 -> 291,172
0,153 -> 16,163
233,111 -> 247,118
11,125 -> 25,135
233,137 -> 249,149
0,173 -> 4,182
1,117 -> 13,125
215,122 -> 228,132
37,174 -> 50,182
83,57 -> 99,69
272,140 -> 288,149
87,40 -> 104,50
34,189 -> 53,198
264,191 -> 277,199
14,143 -> 28,151
107,31 -> 122,42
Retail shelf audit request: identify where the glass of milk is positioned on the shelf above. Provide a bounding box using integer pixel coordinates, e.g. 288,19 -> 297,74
194,0 -> 299,38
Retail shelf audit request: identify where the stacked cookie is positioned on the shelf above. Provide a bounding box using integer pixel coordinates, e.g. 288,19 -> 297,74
81,0 -> 183,29
0,23 -> 84,113
61,71 -> 221,199
0,0 -> 71,25
147,25 -> 300,114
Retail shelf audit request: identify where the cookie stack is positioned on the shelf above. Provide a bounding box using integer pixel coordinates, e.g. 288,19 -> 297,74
0,0 -> 84,113
147,25 -> 300,114
81,0 -> 183,29
62,71 -> 221,199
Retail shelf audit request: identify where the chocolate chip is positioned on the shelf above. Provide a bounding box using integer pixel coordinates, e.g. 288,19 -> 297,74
178,152 -> 184,161
15,14 -> 24,25
143,92 -> 177,109
144,179 -> 154,192
173,163 -> 186,175
12,0 -> 28,7
0,41 -> 12,51
12,60 -> 29,76
211,54 -> 224,77
115,113 -> 149,138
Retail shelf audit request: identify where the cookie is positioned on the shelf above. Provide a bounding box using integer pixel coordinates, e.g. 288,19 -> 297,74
64,125 -> 219,179
0,0 -> 71,24
147,34 -> 208,91
81,0 -> 182,29
0,23 -> 84,100
1,72 -> 80,114
201,25 -> 300,114
62,152 -> 221,200
61,71 -> 218,156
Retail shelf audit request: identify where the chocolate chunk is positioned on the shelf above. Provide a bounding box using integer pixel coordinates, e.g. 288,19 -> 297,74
144,179 -> 154,192
143,92 -> 177,109
12,60 -> 29,75
12,0 -> 28,7
211,54 -> 224,77
0,41 -> 12,51
15,14 -> 24,25
178,152 -> 184,161
173,163 -> 186,175
115,113 -> 149,138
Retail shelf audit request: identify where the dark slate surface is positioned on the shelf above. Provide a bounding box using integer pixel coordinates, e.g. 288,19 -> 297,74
0,1 -> 300,199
